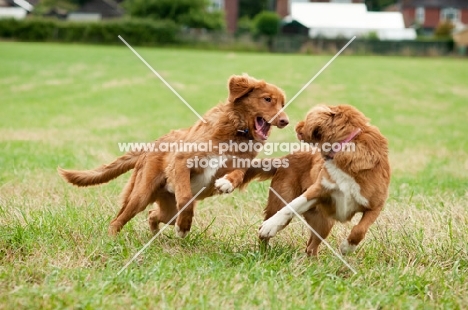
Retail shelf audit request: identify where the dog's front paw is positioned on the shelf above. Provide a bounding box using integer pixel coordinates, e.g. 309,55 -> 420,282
175,214 -> 192,238
175,225 -> 190,238
108,225 -> 119,237
339,239 -> 357,255
258,216 -> 285,239
215,176 -> 234,194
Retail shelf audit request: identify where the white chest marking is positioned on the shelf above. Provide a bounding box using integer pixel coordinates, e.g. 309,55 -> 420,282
190,165 -> 218,194
190,155 -> 231,194
165,156 -> 230,194
321,161 -> 368,222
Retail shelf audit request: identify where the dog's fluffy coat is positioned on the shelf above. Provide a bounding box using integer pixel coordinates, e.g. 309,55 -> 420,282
257,104 -> 390,255
59,74 -> 289,236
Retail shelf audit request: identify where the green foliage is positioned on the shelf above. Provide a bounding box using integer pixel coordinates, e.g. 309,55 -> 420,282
367,31 -> 380,41
0,18 -> 179,45
32,0 -> 88,15
237,16 -> 253,35
434,21 -> 455,38
414,23 -> 425,37
123,0 -> 225,30
253,11 -> 280,37
365,0 -> 398,11
0,18 -> 57,40
239,0 -> 268,18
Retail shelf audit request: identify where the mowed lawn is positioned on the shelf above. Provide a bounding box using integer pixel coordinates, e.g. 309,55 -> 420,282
0,41 -> 467,309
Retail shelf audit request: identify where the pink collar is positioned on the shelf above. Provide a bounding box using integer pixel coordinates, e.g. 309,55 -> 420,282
325,128 -> 362,160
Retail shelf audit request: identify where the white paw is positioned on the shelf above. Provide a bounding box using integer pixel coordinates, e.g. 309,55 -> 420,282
214,176 -> 234,194
340,239 -> 357,255
258,215 -> 287,239
175,225 -> 189,238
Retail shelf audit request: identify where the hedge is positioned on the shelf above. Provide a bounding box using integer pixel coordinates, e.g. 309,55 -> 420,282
0,18 -> 180,45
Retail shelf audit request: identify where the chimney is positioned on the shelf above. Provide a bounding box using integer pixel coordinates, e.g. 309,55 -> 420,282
224,0 -> 239,34
276,0 -> 289,18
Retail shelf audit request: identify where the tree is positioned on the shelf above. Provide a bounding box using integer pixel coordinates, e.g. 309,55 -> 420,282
253,11 -> 280,50
239,0 -> 268,19
124,0 -> 225,30
253,11 -> 280,37
434,21 -> 455,38
365,0 -> 398,11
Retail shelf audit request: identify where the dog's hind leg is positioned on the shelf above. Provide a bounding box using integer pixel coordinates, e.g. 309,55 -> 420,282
119,169 -> 137,214
108,165 -> 164,236
148,192 -> 179,234
303,205 -> 335,256
340,207 -> 382,255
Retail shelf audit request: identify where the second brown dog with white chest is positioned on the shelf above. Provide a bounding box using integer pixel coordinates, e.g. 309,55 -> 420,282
258,105 -> 390,255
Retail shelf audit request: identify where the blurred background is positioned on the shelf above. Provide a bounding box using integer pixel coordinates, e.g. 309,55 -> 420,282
1,0 -> 467,56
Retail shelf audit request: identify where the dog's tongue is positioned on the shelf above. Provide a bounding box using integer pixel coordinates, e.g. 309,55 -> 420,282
255,117 -> 270,140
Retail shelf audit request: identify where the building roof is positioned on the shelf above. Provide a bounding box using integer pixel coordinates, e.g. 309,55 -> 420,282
12,0 -> 33,11
401,0 -> 468,8
285,2 -> 416,40
286,3 -> 367,29
287,3 -> 408,29
0,7 -> 26,19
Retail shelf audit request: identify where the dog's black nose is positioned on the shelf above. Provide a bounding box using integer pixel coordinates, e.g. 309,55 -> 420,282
278,118 -> 289,128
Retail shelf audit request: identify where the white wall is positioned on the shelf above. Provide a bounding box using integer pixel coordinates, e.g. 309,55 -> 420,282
0,8 -> 27,20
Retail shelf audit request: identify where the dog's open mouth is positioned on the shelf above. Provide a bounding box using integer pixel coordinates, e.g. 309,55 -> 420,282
254,117 -> 271,140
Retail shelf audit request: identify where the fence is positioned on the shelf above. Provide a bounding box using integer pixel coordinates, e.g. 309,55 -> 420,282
273,35 -> 454,56
0,18 -> 456,56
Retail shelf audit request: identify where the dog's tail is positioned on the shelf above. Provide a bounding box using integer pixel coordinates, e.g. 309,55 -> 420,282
58,151 -> 141,187
239,158 -> 278,189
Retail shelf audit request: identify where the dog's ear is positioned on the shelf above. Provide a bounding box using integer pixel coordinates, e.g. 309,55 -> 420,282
295,121 -> 305,140
328,106 -> 338,116
311,126 -> 322,141
295,121 -> 305,133
228,74 -> 255,103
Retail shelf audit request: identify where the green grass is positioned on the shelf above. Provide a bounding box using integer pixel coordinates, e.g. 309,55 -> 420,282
1,42 -> 467,309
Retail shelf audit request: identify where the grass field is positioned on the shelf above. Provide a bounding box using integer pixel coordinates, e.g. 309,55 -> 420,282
1,41 -> 467,309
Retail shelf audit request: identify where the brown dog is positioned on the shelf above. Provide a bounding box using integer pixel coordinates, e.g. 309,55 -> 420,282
59,74 -> 289,237
257,104 -> 390,255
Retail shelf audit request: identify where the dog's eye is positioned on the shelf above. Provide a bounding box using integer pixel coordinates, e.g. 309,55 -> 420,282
264,97 -> 271,103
